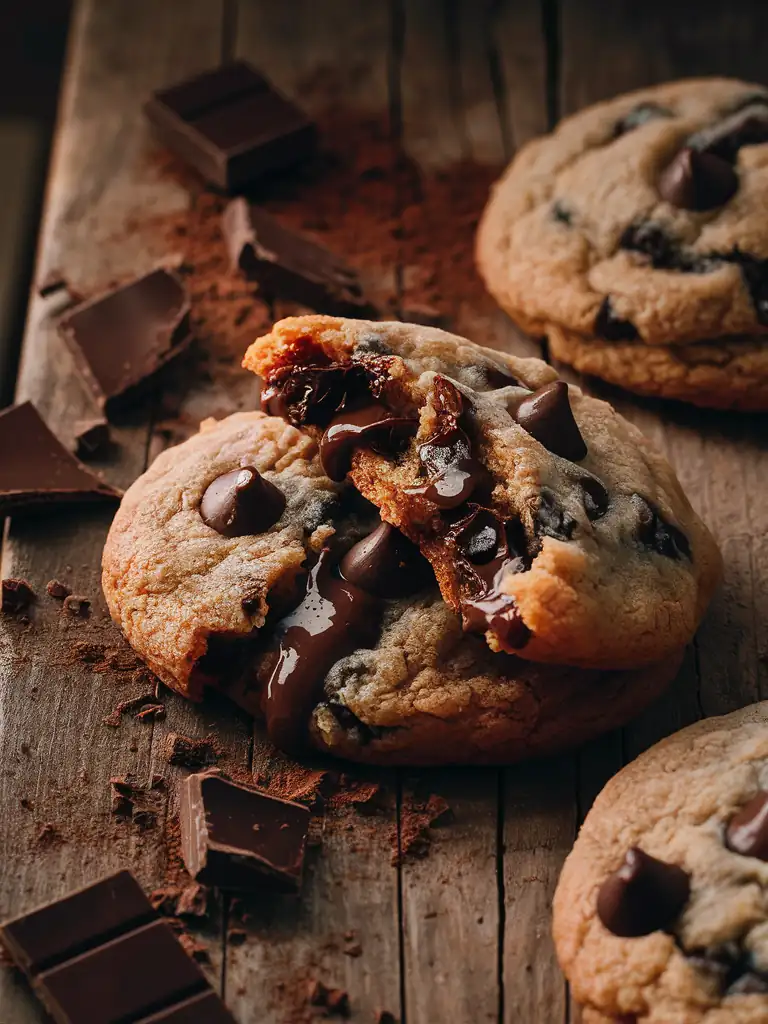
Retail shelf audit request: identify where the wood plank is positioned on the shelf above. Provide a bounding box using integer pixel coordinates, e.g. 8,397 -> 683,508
226,5 -> 404,1022
0,2 -> 225,1020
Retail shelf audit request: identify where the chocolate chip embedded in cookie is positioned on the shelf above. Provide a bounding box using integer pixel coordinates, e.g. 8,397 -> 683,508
102,410 -> 682,764
477,77 -> 768,346
554,703 -> 768,1023
245,315 -> 722,669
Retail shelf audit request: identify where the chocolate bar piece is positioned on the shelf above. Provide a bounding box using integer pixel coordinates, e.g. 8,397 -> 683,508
144,61 -> 316,192
58,268 -> 193,416
0,870 -> 236,1024
180,772 -> 310,891
223,198 -> 378,317
0,402 -> 121,518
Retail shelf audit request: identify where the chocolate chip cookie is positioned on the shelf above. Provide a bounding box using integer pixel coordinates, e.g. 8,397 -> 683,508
554,703 -> 768,1023
102,411 -> 682,764
244,315 -> 721,670
477,78 -> 768,347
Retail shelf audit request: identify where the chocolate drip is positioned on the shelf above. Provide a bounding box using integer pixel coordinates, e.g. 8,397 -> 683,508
515,381 -> 587,462
450,508 -> 531,650
405,376 -> 490,509
320,404 -> 417,482
264,550 -> 382,753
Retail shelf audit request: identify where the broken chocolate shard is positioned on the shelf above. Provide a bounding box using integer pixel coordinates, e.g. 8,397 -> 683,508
725,791 -> 768,861
223,198 -> 377,317
73,418 -> 111,460
515,381 -> 587,462
657,147 -> 738,211
58,269 -> 193,417
199,466 -> 285,537
0,402 -> 121,518
596,847 -> 690,937
1,578 -> 36,615
145,61 -> 316,192
319,404 -> 417,481
180,772 -> 310,891
339,521 -> 433,598
263,548 -> 382,753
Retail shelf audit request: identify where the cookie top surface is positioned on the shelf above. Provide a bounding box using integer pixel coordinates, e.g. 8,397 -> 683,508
477,78 -> 768,346
554,703 -> 768,1023
245,315 -> 721,669
102,410 -> 680,764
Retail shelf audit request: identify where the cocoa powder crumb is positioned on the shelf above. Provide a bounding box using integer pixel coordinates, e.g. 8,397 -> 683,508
46,579 -> 71,600
392,793 -> 452,865
1,579 -> 36,615
162,733 -> 221,770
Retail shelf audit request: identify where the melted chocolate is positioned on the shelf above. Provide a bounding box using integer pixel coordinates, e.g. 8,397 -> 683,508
320,404 -> 417,481
200,467 -> 285,537
580,476 -> 610,521
450,508 -> 530,650
632,494 -> 691,560
339,521 -> 432,598
264,550 -> 382,753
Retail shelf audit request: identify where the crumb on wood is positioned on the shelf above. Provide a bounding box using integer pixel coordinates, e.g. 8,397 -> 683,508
35,823 -> 62,847
391,793 -> 452,865
1,578 -> 36,615
63,594 -> 90,617
162,732 -> 221,770
307,979 -> 350,1016
46,579 -> 72,600
135,702 -> 165,722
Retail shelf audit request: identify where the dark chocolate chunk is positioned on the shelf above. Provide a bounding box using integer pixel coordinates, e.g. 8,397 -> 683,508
719,249 -> 768,325
339,521 -> 432,598
319,404 -> 417,482
144,61 -> 316,192
536,489 -> 578,541
261,358 -> 391,428
552,201 -> 572,225
58,269 -> 193,416
199,466 -> 285,537
597,847 -> 690,937
515,381 -> 587,462
223,199 -> 377,317
632,494 -> 691,560
580,477 -> 610,521
0,402 -> 121,517
725,791 -> 768,860
689,103 -> 768,163
180,772 -> 310,891
657,147 -> 738,211
594,297 -> 639,341
451,509 -> 531,650
1,578 -> 36,614
612,102 -> 674,138
0,870 -> 236,1024
264,549 -> 383,753
73,418 -> 111,460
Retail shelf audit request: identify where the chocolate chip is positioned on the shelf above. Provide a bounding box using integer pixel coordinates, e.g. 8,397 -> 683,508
728,972 -> 768,995
690,103 -> 768,162
320,404 -> 417,482
612,102 -> 674,138
261,357 -> 393,428
200,466 -> 285,537
515,381 -> 587,462
594,297 -> 638,341
536,489 -> 577,541
339,521 -> 432,598
1,578 -> 36,615
596,847 -> 690,937
720,249 -> 768,325
658,147 -> 738,211
620,221 -> 718,274
580,477 -> 609,521
725,791 -> 768,860
632,495 -> 691,560
552,201 -> 572,225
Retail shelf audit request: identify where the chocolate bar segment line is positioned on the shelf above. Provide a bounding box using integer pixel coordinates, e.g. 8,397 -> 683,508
144,60 -> 317,192
180,772 -> 310,891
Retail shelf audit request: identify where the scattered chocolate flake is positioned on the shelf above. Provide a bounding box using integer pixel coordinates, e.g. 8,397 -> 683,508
394,793 -> 452,864
308,979 -> 350,1016
46,579 -> 72,600
62,594 -> 91,617
73,418 -> 111,460
1,579 -> 36,615
135,702 -> 166,722
162,732 -> 222,770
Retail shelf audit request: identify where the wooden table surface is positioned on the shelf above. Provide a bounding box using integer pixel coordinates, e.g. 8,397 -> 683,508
1,3 -> 766,1022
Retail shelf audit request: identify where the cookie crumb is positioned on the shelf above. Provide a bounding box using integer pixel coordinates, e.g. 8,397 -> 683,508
2,578 -> 36,615
46,579 -> 72,600
63,594 -> 91,617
